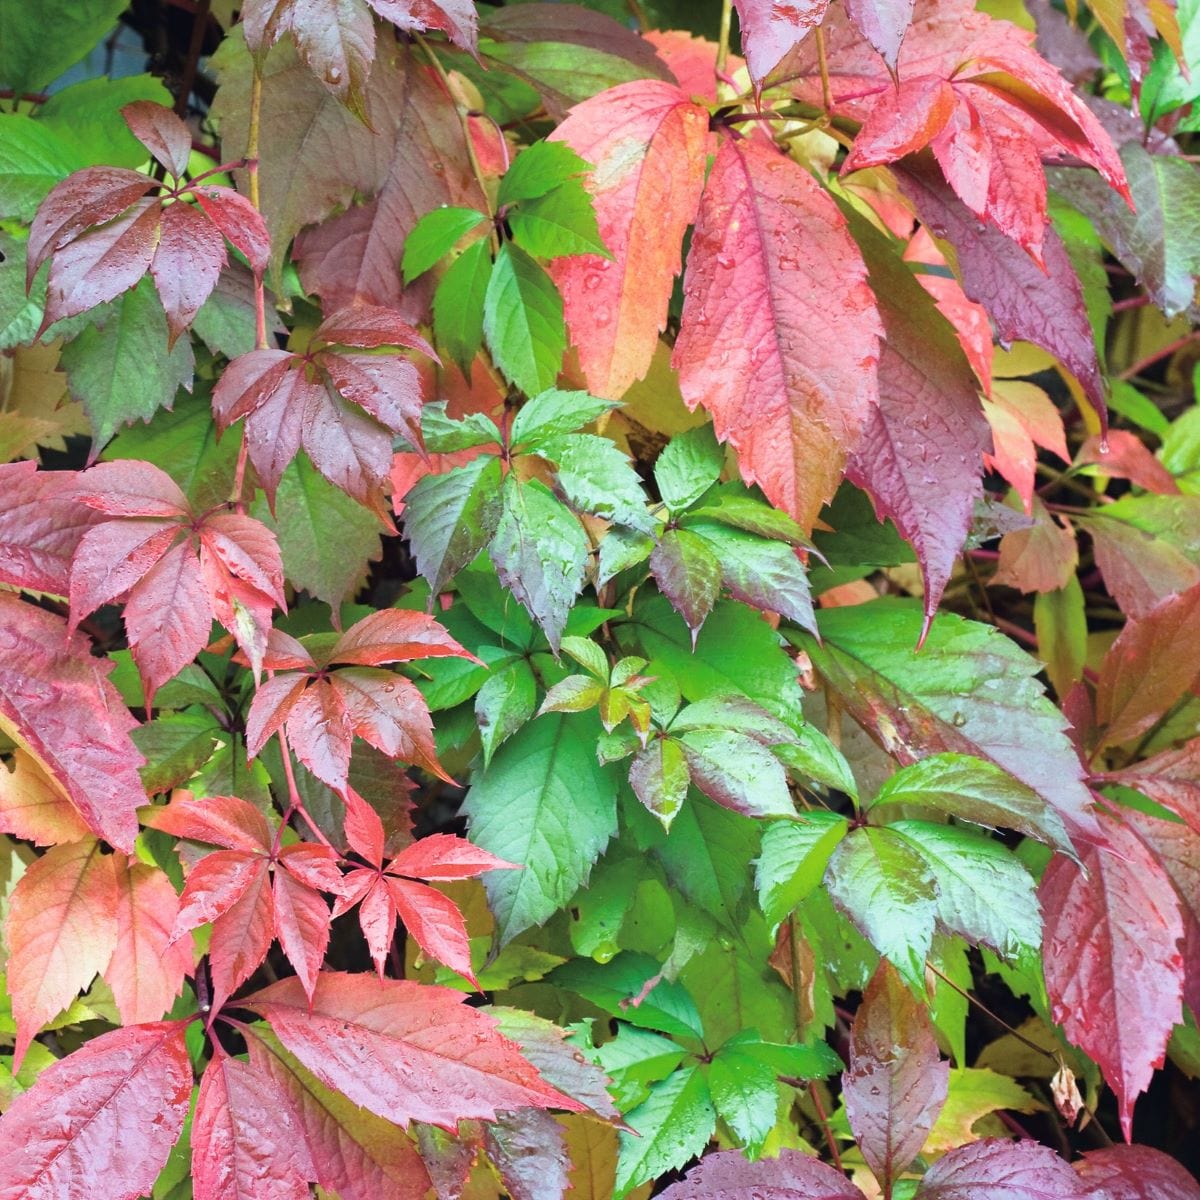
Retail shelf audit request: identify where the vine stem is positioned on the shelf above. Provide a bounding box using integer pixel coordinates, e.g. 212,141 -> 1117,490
716,0 -> 733,77
815,28 -> 834,113
277,726 -> 338,852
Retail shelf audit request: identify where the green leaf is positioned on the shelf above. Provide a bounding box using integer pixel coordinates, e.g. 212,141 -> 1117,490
0,233 -> 44,350
706,1044 -> 779,1156
132,712 -> 223,794
253,452 -> 383,610
669,695 -> 796,744
510,388 -> 617,446
489,474 -> 589,652
463,711 -> 618,943
456,558 -> 536,649
0,0 -> 128,94
476,656 -> 538,765
60,279 -> 194,448
402,456 -> 504,595
550,951 -> 705,1041
509,182 -> 609,260
567,853 -> 646,961
1034,575 -> 1087,702
34,75 -> 173,169
729,1033 -> 841,1080
483,240 -> 565,397
774,724 -> 859,801
676,728 -> 795,818
433,235 -> 493,373
583,1024 -> 685,1112
685,519 -> 816,633
192,270 -> 261,360
629,738 -> 690,829
868,752 -> 1070,853
623,594 -> 806,717
538,674 -> 605,715
499,139 -> 591,205
651,526 -> 723,637
560,636 -> 609,679
689,487 -> 812,545
653,793 -> 759,927
890,819 -> 1042,960
402,205 -> 489,282
0,114 -> 79,222
1160,399 -> 1200,494
793,600 -> 1099,846
756,813 -> 849,932
655,424 -> 725,514
418,402 -> 500,454
540,433 -> 653,532
824,824 -> 938,989
614,1065 -> 716,1199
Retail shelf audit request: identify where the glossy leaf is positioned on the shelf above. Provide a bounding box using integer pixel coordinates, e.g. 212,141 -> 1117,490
658,1147 -> 865,1198
1075,1144 -> 1200,1200
914,1138 -> 1089,1199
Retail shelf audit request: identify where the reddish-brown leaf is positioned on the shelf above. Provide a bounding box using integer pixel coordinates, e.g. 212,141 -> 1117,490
193,185 -> 272,276
246,972 -> 587,1128
368,0 -> 477,50
7,837 -> 118,1069
548,80 -> 709,400
0,462 -> 102,595
1075,1144 -> 1200,1200
844,214 -> 988,626
121,101 -> 193,178
844,960 -> 949,1191
192,1053 -> 312,1200
897,160 -> 1108,419
249,1026 -> 434,1200
1076,431 -> 1181,496
151,200 -> 229,344
105,857 -> 192,1026
914,1138 -> 1088,1199
146,791 -> 273,853
1096,740 -> 1200,835
0,1021 -> 193,1200
1040,814 -> 1184,1139
329,607 -> 477,668
0,595 -> 145,851
212,305 -> 430,509
658,1147 -> 866,1198
484,1109 -> 570,1200
209,859 -> 275,1012
1096,581 -> 1200,748
991,498 -> 1078,594
674,135 -> 882,531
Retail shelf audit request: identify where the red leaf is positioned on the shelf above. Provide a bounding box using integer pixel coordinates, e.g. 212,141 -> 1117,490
643,30 -> 731,104
333,670 -> 447,780
844,216 -> 989,626
990,498 -> 1078,594
27,166 -> 154,287
146,792 -> 273,853
658,1147 -> 865,1198
1076,431 -> 1181,496
1122,810 -> 1200,1018
209,859 -> 275,1011
844,960 -> 949,1191
246,972 -> 587,1128
983,381 -> 1069,511
121,101 -> 193,179
844,0 -> 917,72
1075,1144 -> 1200,1200
193,185 -> 272,276
1096,740 -> 1200,835
41,198 -> 161,329
844,77 -> 958,168
249,1026 -> 434,1200
368,0 -> 478,51
68,519 -> 180,628
105,857 -> 192,1026
387,831 -> 516,879
69,459 -> 190,517
387,876 -> 476,983
273,868 -> 332,1002
7,837 -> 118,1069
674,135 -> 882,531
0,462 -> 102,595
732,0 -> 831,84
0,1021 -> 192,1200
192,1053 -> 312,1200
329,606 -> 477,667
0,595 -> 145,851
897,160 -> 1108,420
282,679 -> 357,790
914,1138 -> 1088,1198
173,849 -> 269,935
548,81 -> 709,399
278,841 -> 346,893
1040,814 -> 1184,1139
337,871 -> 398,976
151,200 -> 228,344
211,307 -> 430,509
1096,581 -> 1200,747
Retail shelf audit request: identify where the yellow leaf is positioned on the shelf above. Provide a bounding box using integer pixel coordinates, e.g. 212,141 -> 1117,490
924,1068 -> 1043,1154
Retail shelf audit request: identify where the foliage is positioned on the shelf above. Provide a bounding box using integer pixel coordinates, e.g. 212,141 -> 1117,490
0,0 -> 1199,1196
